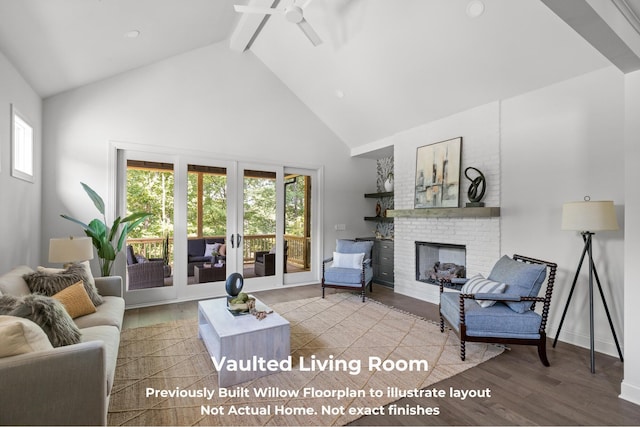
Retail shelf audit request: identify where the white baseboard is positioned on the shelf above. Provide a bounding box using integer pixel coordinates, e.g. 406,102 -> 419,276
620,381 -> 640,406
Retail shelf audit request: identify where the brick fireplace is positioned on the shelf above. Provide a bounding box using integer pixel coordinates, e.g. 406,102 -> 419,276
387,103 -> 501,304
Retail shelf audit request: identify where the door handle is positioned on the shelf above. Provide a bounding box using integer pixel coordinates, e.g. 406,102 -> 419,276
236,234 -> 242,247
230,234 -> 235,249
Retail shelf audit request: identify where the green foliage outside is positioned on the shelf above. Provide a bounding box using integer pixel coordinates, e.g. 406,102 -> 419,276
126,169 -> 308,239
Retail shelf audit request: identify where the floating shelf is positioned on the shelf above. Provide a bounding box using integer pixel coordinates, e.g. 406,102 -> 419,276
364,192 -> 393,198
387,207 -> 500,218
364,216 -> 394,222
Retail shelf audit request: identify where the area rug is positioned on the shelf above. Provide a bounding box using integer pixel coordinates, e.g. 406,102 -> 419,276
108,293 -> 503,426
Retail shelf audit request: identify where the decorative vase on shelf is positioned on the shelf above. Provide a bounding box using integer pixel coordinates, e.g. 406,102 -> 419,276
384,176 -> 394,192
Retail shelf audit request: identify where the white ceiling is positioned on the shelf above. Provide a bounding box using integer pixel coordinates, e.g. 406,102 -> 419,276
0,0 -> 638,153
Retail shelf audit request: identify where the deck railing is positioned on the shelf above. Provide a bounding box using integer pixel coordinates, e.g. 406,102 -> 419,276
127,234 -> 310,268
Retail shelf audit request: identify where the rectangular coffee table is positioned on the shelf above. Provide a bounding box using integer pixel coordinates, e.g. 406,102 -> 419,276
198,297 -> 290,387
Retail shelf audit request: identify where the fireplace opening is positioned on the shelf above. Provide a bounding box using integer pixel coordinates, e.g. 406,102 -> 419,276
416,241 -> 466,286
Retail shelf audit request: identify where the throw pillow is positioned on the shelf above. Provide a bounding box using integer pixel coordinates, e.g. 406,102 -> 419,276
24,263 -> 103,307
488,256 -> 547,313
0,315 -> 53,357
461,274 -> 507,308
333,252 -> 365,269
6,294 -> 81,347
52,281 -> 97,319
205,243 -> 221,257
219,244 -> 227,256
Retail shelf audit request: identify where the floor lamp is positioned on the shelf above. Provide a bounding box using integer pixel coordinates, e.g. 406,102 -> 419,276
553,197 -> 623,373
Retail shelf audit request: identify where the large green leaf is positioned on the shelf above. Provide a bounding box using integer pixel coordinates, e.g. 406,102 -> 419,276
81,182 -> 105,215
59,214 -> 90,230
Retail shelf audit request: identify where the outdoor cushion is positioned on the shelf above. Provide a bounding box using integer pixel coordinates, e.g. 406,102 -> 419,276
488,255 -> 546,313
440,292 -> 542,339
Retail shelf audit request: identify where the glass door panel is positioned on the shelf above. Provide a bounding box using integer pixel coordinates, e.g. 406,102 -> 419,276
125,159 -> 175,292
186,164 -> 228,285
284,173 -> 312,276
242,169 -> 278,279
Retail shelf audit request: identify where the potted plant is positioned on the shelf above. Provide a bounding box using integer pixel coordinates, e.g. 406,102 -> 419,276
61,182 -> 152,276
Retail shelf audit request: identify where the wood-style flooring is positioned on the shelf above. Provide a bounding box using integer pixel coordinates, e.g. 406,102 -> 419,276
123,284 -> 640,426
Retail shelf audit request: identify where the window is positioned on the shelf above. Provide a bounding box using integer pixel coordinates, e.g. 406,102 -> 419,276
11,104 -> 34,182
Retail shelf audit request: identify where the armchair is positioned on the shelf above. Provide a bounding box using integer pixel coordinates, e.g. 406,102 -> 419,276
439,254 -> 557,365
322,239 -> 374,302
126,245 -> 166,290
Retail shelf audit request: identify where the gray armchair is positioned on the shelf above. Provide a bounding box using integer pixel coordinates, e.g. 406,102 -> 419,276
322,239 -> 374,302
439,254 -> 557,365
126,245 -> 166,290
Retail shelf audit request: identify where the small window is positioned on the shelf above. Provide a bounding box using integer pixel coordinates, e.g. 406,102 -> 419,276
11,104 -> 34,182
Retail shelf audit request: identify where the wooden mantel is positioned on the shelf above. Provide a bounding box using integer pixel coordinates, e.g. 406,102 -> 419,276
387,207 -> 500,218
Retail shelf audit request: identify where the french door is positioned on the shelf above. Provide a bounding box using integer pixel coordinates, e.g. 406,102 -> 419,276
116,146 -> 315,307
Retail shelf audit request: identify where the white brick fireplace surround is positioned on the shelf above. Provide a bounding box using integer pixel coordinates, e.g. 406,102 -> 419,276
389,103 -> 501,304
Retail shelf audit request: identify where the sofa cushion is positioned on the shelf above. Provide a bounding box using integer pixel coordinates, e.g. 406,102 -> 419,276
3,294 -> 81,347
0,265 -> 33,297
80,325 -> 121,395
461,274 -> 507,308
73,296 -> 125,330
488,256 -> 547,313
24,263 -> 104,307
0,315 -> 53,357
52,281 -> 97,319
440,292 -> 542,339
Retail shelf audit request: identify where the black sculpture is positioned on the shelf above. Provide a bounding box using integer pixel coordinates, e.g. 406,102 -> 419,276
464,167 -> 486,207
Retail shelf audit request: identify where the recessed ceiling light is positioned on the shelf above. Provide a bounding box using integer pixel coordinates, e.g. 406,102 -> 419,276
124,30 -> 141,39
466,0 -> 485,18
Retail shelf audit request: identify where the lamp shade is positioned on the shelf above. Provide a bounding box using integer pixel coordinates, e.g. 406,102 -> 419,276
49,236 -> 94,264
561,200 -> 619,232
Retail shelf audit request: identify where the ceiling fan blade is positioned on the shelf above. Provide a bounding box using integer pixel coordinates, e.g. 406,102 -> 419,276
297,18 -> 322,46
234,5 -> 279,15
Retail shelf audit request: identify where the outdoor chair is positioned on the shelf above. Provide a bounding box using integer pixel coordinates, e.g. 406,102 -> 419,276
126,245 -> 166,290
254,241 -> 288,276
439,254 -> 557,365
322,239 -> 374,302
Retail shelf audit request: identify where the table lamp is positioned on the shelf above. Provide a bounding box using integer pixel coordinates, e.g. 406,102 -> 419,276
49,236 -> 94,268
553,197 -> 623,373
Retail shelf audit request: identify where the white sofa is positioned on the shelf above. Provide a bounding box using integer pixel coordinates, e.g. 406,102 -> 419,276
0,265 -> 125,426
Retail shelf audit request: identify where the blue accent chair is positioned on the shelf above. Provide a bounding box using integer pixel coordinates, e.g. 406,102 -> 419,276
322,239 -> 375,302
440,254 -> 557,365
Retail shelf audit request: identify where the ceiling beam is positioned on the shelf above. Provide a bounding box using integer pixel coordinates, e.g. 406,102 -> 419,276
542,0 -> 640,72
229,0 -> 279,52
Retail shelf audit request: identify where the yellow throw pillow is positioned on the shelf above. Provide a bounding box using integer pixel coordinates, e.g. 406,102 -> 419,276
52,281 -> 97,319
0,315 -> 53,357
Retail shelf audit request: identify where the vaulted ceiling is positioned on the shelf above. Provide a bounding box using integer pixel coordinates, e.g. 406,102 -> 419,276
0,0 -> 638,154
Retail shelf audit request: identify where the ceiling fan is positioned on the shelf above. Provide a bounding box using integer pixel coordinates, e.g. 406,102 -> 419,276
234,0 -> 323,46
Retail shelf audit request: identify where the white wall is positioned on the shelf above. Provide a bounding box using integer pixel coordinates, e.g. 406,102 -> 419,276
42,41 -> 375,283
621,69 -> 640,405
501,66 -> 625,357
0,50 -> 42,272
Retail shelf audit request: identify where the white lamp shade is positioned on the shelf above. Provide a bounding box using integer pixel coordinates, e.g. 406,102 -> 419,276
561,200 -> 619,232
49,237 -> 94,264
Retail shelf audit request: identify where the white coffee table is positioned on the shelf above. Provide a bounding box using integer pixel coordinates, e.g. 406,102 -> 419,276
198,297 -> 290,387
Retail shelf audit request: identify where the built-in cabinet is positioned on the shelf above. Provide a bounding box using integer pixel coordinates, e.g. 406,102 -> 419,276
373,239 -> 394,287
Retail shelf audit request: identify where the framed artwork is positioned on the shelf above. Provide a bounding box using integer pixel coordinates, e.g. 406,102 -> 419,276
414,137 -> 462,208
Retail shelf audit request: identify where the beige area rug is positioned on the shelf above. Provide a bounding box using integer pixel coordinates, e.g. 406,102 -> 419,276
108,293 -> 503,426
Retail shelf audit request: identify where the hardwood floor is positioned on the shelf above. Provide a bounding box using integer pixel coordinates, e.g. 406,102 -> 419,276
122,283 -> 640,425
